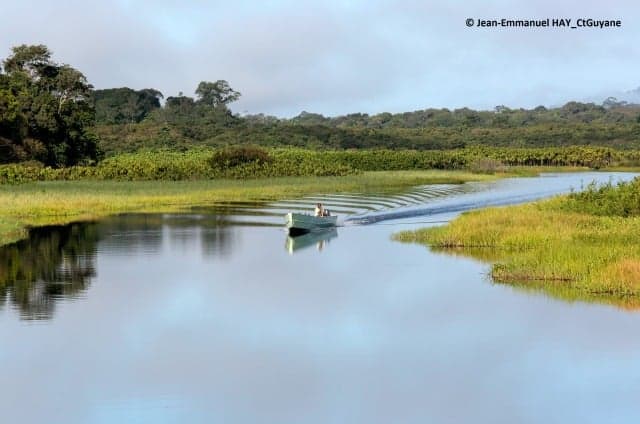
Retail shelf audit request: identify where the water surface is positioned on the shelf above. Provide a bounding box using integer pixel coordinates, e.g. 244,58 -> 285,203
1,172 -> 640,424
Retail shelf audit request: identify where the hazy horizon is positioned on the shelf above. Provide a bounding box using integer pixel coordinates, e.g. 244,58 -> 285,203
2,0 -> 638,117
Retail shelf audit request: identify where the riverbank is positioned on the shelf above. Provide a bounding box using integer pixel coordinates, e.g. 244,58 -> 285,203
395,177 -> 640,306
0,170 -> 502,247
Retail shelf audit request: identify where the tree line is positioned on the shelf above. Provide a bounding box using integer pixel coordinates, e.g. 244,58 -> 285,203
0,44 -> 241,166
3,44 -> 640,166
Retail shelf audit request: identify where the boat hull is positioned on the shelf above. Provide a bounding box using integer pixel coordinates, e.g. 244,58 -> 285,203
285,212 -> 337,235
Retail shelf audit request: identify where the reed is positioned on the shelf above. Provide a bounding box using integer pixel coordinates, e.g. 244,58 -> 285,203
395,178 -> 640,305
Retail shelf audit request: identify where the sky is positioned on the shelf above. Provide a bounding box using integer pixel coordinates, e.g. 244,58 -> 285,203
1,0 -> 639,117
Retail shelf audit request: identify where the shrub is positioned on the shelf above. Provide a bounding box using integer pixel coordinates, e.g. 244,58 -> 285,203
467,158 -> 507,174
209,145 -> 272,169
0,146 -> 635,184
563,177 -> 640,217
19,160 -> 45,169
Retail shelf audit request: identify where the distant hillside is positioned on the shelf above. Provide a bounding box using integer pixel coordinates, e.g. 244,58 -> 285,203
90,83 -> 640,156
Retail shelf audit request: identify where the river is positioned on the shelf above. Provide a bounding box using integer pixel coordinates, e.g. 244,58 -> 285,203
1,172 -> 639,424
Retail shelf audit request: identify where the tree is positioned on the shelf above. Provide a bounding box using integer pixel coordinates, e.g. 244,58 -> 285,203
0,44 -> 99,166
195,80 -> 240,108
94,87 -> 164,124
602,96 -> 628,109
2,44 -> 52,76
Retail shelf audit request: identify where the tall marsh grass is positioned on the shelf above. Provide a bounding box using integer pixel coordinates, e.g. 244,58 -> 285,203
563,177 -> 640,217
0,170 -> 495,247
395,178 -> 640,304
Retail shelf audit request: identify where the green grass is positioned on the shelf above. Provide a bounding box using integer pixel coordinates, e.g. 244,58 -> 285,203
0,170 -> 498,247
394,183 -> 640,308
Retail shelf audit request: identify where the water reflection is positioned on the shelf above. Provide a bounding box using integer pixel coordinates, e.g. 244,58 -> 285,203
99,214 -> 236,258
501,279 -> 640,311
0,223 -> 99,320
3,172 -> 638,322
430,246 -> 640,310
0,213 -> 240,320
3,173 -> 640,423
285,228 -> 338,254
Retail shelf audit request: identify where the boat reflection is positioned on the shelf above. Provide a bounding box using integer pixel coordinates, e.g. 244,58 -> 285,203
285,228 -> 338,254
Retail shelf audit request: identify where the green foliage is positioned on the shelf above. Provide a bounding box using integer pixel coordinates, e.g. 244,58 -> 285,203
91,80 -> 640,156
5,43 -> 640,168
94,118 -> 640,156
93,87 -> 163,124
209,145 -> 272,168
0,148 -> 358,183
291,102 -> 640,129
0,170 -> 490,249
329,146 -> 621,170
0,44 -> 99,166
195,80 -> 240,108
145,81 -> 243,144
2,146 -> 637,184
396,173 -> 640,303
563,178 -> 640,217
395,199 -> 640,300
467,158 -> 506,174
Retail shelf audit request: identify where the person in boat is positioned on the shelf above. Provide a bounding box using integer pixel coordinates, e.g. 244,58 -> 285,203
314,203 -> 331,217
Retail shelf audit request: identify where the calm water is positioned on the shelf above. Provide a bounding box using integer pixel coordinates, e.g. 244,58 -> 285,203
2,172 -> 640,424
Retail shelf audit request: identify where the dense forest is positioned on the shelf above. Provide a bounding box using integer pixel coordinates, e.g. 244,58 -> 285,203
2,44 -> 640,167
91,71 -> 640,155
94,87 -> 640,155
0,45 -> 99,166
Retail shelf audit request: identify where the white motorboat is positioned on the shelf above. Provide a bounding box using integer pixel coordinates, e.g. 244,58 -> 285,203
285,212 -> 338,235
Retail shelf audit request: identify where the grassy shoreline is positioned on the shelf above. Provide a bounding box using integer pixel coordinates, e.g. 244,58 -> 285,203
0,170 -> 502,247
394,182 -> 640,308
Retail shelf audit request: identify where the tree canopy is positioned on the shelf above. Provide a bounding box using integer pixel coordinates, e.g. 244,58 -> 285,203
93,87 -> 163,124
4,43 -> 640,163
195,80 -> 240,108
0,44 -> 99,166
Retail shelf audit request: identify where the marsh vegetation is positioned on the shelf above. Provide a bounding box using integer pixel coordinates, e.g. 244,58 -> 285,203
0,169 -> 500,247
395,177 -> 640,302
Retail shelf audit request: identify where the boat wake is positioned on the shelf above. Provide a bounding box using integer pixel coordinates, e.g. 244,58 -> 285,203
343,188 -> 558,225
189,172 -> 637,228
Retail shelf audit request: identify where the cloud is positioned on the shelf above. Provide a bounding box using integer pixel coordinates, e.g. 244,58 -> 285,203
1,0 -> 638,116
